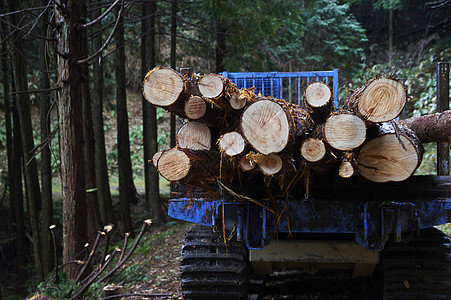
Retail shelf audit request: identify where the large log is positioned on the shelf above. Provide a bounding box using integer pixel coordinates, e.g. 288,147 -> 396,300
401,110 -> 451,143
314,111 -> 366,151
241,98 -> 314,155
176,121 -> 211,150
357,122 -> 423,183
156,147 -> 220,184
142,67 -> 201,118
304,81 -> 334,123
343,77 -> 407,123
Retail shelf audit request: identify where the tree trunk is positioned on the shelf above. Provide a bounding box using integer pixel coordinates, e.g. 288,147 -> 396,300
81,2 -> 102,242
116,5 -> 134,233
91,2 -> 114,225
56,0 -> 88,279
39,0 -> 53,276
215,19 -> 226,73
357,122 -> 423,183
402,110 -> 451,143
343,77 -> 407,123
241,98 -> 313,155
314,111 -> 366,151
176,121 -> 212,150
142,0 -> 163,225
9,0 -> 43,281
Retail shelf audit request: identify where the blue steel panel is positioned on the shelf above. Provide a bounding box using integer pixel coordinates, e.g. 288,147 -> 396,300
168,198 -> 221,226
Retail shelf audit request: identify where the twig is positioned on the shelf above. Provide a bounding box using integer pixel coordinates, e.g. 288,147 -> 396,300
75,231 -> 102,283
9,86 -> 60,95
101,293 -> 179,300
49,225 -> 59,284
95,220 -> 152,284
100,225 -> 114,269
80,0 -> 120,29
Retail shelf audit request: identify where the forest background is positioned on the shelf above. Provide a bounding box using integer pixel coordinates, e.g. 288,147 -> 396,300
0,0 -> 449,298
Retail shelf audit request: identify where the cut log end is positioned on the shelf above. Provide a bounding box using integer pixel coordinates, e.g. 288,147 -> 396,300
184,96 -> 207,120
339,161 -> 354,178
300,138 -> 326,162
357,134 -> 421,183
198,74 -> 224,98
325,113 -> 366,151
305,81 -> 332,107
241,99 -> 290,155
219,132 -> 246,157
229,92 -> 247,110
151,150 -> 163,168
239,156 -> 256,171
358,78 -> 406,123
143,67 -> 185,106
177,121 -> 211,150
157,148 -> 191,181
259,154 -> 283,175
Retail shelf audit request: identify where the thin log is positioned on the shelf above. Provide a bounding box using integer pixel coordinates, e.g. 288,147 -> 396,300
339,152 -> 357,178
241,98 -> 313,155
401,110 -> 451,143
218,131 -> 246,156
357,122 -> 423,183
343,76 -> 407,123
314,111 -> 366,151
239,155 -> 256,171
304,81 -> 333,123
176,121 -> 211,150
184,95 -> 224,126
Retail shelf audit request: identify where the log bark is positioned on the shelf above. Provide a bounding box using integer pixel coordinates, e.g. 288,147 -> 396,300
241,98 -> 313,155
156,148 -> 220,184
176,121 -> 211,150
357,122 -> 423,183
314,111 -> 366,151
343,77 -> 407,123
300,138 -> 326,162
304,81 -> 333,123
401,110 -> 451,143
219,131 -> 246,156
184,95 -> 223,126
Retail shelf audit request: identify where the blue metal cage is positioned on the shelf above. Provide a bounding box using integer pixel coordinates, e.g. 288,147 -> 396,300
220,70 -> 339,108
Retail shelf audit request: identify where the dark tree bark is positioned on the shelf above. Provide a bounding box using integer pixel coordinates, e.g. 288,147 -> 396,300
56,0 -> 88,279
81,2 -> 102,241
116,6 -> 134,233
38,0 -> 53,276
91,2 -> 114,225
142,0 -> 163,225
402,110 -> 451,143
215,20 -> 227,73
8,0 -> 44,282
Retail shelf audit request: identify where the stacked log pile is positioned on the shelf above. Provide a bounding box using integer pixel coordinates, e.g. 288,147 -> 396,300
143,67 -> 449,194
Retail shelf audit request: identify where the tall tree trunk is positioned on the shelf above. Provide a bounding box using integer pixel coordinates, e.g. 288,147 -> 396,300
142,0 -> 163,225
170,0 -> 177,148
81,2 -> 102,241
215,20 -> 226,73
91,2 -> 114,226
39,0 -> 54,276
8,0 -> 44,282
116,6 -> 134,233
56,0 -> 88,279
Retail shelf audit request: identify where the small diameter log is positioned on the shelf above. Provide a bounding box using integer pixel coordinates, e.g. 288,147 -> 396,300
219,131 -> 246,156
151,150 -> 163,168
258,154 -> 283,176
176,121 -> 211,150
401,110 -> 451,143
230,88 -> 256,110
343,77 -> 407,123
300,138 -> 326,162
184,96 -> 223,126
339,152 -> 357,178
239,155 -> 256,171
198,74 -> 226,99
315,111 -> 366,151
304,81 -> 333,123
142,67 -> 201,118
241,98 -> 313,155
156,148 -> 220,183
357,122 -> 424,183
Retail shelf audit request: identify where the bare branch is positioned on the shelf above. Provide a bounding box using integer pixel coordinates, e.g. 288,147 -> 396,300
80,0 -> 120,29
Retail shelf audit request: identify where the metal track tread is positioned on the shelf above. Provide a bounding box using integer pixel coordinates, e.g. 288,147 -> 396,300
181,225 -> 249,299
383,228 -> 451,299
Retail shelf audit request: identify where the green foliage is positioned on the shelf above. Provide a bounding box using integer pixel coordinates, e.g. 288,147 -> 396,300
111,264 -> 150,285
36,273 -> 102,300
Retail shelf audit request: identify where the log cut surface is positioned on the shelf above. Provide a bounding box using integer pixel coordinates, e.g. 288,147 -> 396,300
184,96 -> 206,120
158,148 -> 191,181
198,74 -> 223,98
259,154 -> 283,175
143,67 -> 184,106
176,121 -> 211,150
219,132 -> 246,156
324,113 -> 366,151
300,138 -> 326,162
241,99 -> 290,155
304,81 -> 332,108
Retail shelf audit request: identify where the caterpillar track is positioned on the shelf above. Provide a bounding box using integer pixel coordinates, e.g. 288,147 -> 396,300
383,228 -> 451,299
181,225 -> 249,299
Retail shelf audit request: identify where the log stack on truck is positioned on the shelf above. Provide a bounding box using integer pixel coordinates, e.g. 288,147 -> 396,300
142,66 -> 451,299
